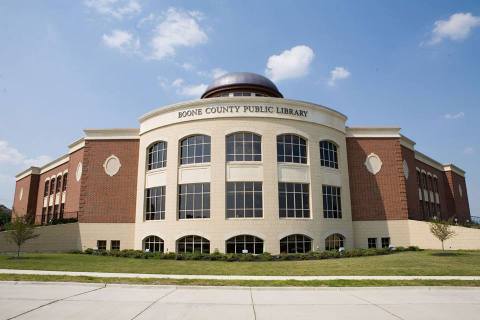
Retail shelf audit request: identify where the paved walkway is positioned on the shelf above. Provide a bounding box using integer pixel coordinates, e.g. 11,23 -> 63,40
1,269 -> 480,281
1,281 -> 480,319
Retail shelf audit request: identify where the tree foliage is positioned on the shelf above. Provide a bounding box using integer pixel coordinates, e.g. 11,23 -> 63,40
429,219 -> 456,251
6,212 -> 39,258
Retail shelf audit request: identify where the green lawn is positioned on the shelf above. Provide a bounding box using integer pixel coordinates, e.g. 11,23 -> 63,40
1,250 -> 480,276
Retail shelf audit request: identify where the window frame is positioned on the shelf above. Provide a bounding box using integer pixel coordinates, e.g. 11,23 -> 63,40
226,235 -> 264,254
178,183 -> 210,219
62,173 -> 68,192
110,240 -> 120,251
322,185 -> 342,219
147,141 -> 168,170
381,237 -> 390,249
143,235 -> 164,253
280,234 -> 312,254
145,186 -> 166,220
226,132 -> 262,162
97,240 -> 107,251
278,183 -> 310,218
276,134 -> 308,164
177,235 -> 210,254
226,182 -> 263,219
319,140 -> 339,169
325,233 -> 345,251
179,135 -> 211,165
367,237 -> 377,249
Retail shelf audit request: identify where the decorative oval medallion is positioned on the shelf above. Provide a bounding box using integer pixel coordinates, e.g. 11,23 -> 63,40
103,155 -> 121,177
76,162 -> 83,182
364,153 -> 383,175
403,159 -> 409,180
19,187 -> 24,201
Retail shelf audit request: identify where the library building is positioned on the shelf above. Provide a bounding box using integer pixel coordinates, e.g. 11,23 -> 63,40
6,72 -> 477,254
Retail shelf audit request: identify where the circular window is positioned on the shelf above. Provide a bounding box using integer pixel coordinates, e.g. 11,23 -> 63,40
364,153 -> 383,175
75,162 -> 83,182
103,155 -> 121,177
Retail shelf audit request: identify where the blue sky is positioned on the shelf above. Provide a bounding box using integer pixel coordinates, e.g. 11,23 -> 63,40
0,1 -> 479,215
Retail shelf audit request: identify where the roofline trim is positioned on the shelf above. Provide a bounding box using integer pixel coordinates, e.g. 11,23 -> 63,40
84,128 -> 140,140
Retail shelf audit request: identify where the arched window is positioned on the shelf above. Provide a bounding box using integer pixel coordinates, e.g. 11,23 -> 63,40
55,175 -> 62,193
277,134 -> 307,164
62,173 -> 68,192
49,178 -> 56,195
226,132 -> 262,161
319,141 -> 338,169
325,234 -> 345,251
226,235 -> 263,254
280,234 -> 312,254
177,235 -> 210,254
180,135 -> 211,165
147,141 -> 167,170
44,180 -> 49,197
143,235 -> 164,253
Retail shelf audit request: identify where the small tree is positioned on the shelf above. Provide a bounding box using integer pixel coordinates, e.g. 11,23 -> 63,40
429,219 -> 456,251
6,213 -> 39,258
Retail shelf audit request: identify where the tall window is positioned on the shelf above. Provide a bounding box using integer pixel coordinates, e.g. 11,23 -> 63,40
177,235 -> 210,254
319,141 -> 339,169
322,185 -> 342,219
41,207 -> 46,224
178,183 -> 210,219
144,236 -> 164,253
368,238 -> 377,249
226,132 -> 261,161
49,178 -> 55,195
278,183 -> 310,218
280,234 -> 312,254
325,234 -> 344,251
55,176 -> 62,193
226,235 -> 263,254
44,180 -> 49,197
381,237 -> 390,248
180,135 -> 211,164
147,141 -> 167,170
277,134 -> 307,164
145,186 -> 166,220
62,173 -> 68,192
226,182 -> 262,218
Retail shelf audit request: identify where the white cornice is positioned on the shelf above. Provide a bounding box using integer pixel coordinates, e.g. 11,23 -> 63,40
346,127 -> 401,138
15,167 -> 41,181
68,138 -> 85,154
84,128 -> 140,140
443,164 -> 466,177
39,154 -> 70,174
400,135 -> 416,151
415,151 -> 444,172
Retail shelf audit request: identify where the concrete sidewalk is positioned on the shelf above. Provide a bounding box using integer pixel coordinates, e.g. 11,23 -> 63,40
1,281 -> 480,319
1,268 -> 480,281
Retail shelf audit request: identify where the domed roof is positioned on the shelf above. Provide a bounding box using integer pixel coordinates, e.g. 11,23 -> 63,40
201,72 -> 283,98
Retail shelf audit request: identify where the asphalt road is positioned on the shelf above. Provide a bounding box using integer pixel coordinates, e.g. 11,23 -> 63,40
1,282 -> 480,320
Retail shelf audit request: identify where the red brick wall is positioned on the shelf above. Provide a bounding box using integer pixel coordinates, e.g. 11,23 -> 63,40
445,170 -> 471,222
347,137 -> 408,221
13,174 -> 39,221
78,139 -> 139,223
65,148 -> 84,216
401,146 -> 420,219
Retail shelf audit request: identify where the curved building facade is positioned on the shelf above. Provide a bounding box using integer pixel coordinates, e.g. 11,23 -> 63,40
9,72 -> 472,253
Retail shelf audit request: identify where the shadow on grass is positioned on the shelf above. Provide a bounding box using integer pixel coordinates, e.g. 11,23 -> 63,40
430,252 -> 467,257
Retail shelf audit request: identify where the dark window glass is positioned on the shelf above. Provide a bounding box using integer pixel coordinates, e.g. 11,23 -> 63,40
143,236 -> 164,253
225,235 -> 263,254
180,135 -> 211,164
325,234 -> 344,251
62,173 -> 68,192
278,183 -> 310,218
111,240 -> 120,251
226,132 -> 262,161
97,240 -> 107,251
177,235 -> 210,254
178,183 -> 210,219
50,178 -> 55,195
147,141 -> 167,170
280,234 -> 312,253
226,182 -> 262,218
44,180 -> 49,197
319,141 -> 339,169
381,237 -> 390,248
368,238 -> 377,249
277,134 -> 307,164
41,207 -> 46,224
322,185 -> 342,219
55,176 -> 62,193
145,186 -> 166,220
60,204 -> 65,219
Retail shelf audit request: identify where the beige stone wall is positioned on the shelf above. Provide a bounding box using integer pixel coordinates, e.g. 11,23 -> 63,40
353,220 -> 480,250
0,223 -> 81,253
0,223 -> 135,253
135,98 -> 354,254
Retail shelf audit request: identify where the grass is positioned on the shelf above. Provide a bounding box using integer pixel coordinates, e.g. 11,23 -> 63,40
1,250 -> 480,276
1,274 -> 480,287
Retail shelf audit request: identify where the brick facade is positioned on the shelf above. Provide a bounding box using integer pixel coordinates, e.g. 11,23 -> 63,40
12,174 -> 39,221
346,137 -> 409,221
64,148 -> 84,216
444,170 -> 470,222
78,139 -> 139,223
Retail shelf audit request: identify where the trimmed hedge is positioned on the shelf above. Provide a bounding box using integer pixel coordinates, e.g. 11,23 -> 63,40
75,246 -> 421,262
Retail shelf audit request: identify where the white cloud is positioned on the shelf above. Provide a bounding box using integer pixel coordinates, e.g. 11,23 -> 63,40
171,78 -> 207,97
84,0 -> 141,19
328,67 -> 351,86
102,30 -> 139,53
150,8 -> 208,60
265,45 -> 314,81
211,68 -> 227,79
0,140 -> 51,167
464,147 -> 475,155
428,12 -> 480,45
444,112 -> 465,120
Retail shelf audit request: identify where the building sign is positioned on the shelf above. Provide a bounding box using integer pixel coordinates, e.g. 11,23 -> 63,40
178,105 -> 308,119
